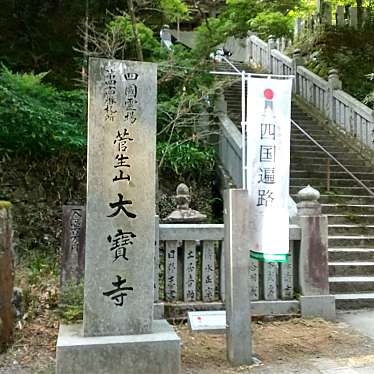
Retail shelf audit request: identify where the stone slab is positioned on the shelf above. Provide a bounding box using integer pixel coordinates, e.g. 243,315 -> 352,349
339,309 -> 374,340
56,319 -> 180,374
61,205 -> 85,287
0,206 -> 14,351
84,58 -> 157,337
224,189 -> 252,366
300,295 -> 336,321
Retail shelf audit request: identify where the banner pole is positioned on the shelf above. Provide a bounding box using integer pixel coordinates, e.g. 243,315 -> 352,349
241,70 -> 246,189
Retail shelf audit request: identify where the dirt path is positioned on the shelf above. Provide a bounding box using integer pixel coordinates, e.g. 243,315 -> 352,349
1,316 -> 374,373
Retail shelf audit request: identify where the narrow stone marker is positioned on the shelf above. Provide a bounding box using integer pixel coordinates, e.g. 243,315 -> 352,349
224,189 -> 252,366
61,205 -> 86,288
56,58 -> 180,374
0,202 -> 14,352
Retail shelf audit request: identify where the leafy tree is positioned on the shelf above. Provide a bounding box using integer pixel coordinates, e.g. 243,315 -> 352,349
250,12 -> 294,39
194,0 -> 305,57
0,66 -> 85,155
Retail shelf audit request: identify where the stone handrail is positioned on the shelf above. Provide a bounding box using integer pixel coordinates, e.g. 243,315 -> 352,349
217,112 -> 242,187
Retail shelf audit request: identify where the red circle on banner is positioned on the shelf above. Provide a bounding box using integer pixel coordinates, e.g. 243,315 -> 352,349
264,89 -> 274,100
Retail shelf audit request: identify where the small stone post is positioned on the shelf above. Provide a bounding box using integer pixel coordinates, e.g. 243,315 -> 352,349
160,25 -> 172,49
61,205 -> 86,288
321,2 -> 332,26
297,186 -> 336,321
0,202 -> 14,352
294,18 -> 303,39
316,0 -> 323,14
224,189 -> 252,366
267,35 -> 276,73
327,69 -> 342,122
349,7 -> 358,29
245,33 -> 252,64
215,90 -> 228,114
292,49 -> 303,94
336,5 -> 345,27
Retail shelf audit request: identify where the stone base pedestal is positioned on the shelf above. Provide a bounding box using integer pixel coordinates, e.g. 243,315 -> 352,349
56,320 -> 180,374
300,295 -> 336,321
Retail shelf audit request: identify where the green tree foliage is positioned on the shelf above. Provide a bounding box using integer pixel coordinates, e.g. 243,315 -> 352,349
0,66 -> 85,155
194,0 -> 305,57
107,14 -> 161,60
250,12 -> 294,39
296,27 -> 374,108
159,0 -> 190,22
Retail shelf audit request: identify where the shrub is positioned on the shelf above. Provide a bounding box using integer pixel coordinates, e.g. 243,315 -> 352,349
0,66 -> 86,156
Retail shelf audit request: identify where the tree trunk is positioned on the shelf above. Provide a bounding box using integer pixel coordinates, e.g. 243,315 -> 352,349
127,0 -> 144,61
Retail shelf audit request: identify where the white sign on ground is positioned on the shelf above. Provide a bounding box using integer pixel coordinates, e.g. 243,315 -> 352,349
188,311 -> 226,332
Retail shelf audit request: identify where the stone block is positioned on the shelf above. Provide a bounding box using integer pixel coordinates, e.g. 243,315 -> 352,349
56,320 -> 180,374
300,295 -> 336,321
61,205 -> 85,288
224,189 -> 252,366
84,58 -> 157,337
0,205 -> 14,351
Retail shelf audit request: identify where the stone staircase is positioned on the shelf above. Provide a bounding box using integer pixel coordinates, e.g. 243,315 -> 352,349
220,65 -> 374,309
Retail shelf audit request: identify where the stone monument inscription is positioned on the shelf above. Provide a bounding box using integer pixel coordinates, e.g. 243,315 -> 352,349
84,58 -> 156,337
61,205 -> 86,287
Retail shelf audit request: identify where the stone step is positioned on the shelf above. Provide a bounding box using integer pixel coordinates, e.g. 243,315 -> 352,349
291,131 -> 336,139
290,133 -> 345,143
329,262 -> 374,276
291,194 -> 374,205
334,293 -> 374,309
290,140 -> 343,149
329,248 -> 374,262
290,146 -> 348,155
323,204 -> 374,214
290,164 -> 371,173
328,224 -> 374,235
291,178 -> 373,188
291,155 -> 365,166
290,170 -> 374,180
329,235 -> 374,247
290,186 -> 370,196
291,144 -> 350,154
321,195 -> 374,205
291,150 -> 358,160
327,214 -> 374,225
329,276 -> 374,293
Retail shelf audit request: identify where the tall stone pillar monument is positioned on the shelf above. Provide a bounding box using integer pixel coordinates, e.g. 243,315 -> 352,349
56,58 -> 180,374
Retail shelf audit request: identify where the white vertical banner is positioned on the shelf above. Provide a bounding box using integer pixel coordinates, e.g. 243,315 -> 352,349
245,76 -> 293,262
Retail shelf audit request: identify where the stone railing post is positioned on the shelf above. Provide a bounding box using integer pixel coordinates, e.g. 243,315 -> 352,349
321,2 -> 332,26
297,186 -> 336,321
224,189 -> 252,366
327,69 -> 342,122
0,202 -> 14,352
246,33 -> 253,64
292,49 -> 303,94
267,35 -> 276,73
215,90 -> 228,114
349,7 -> 358,29
294,18 -> 303,40
336,5 -> 345,27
